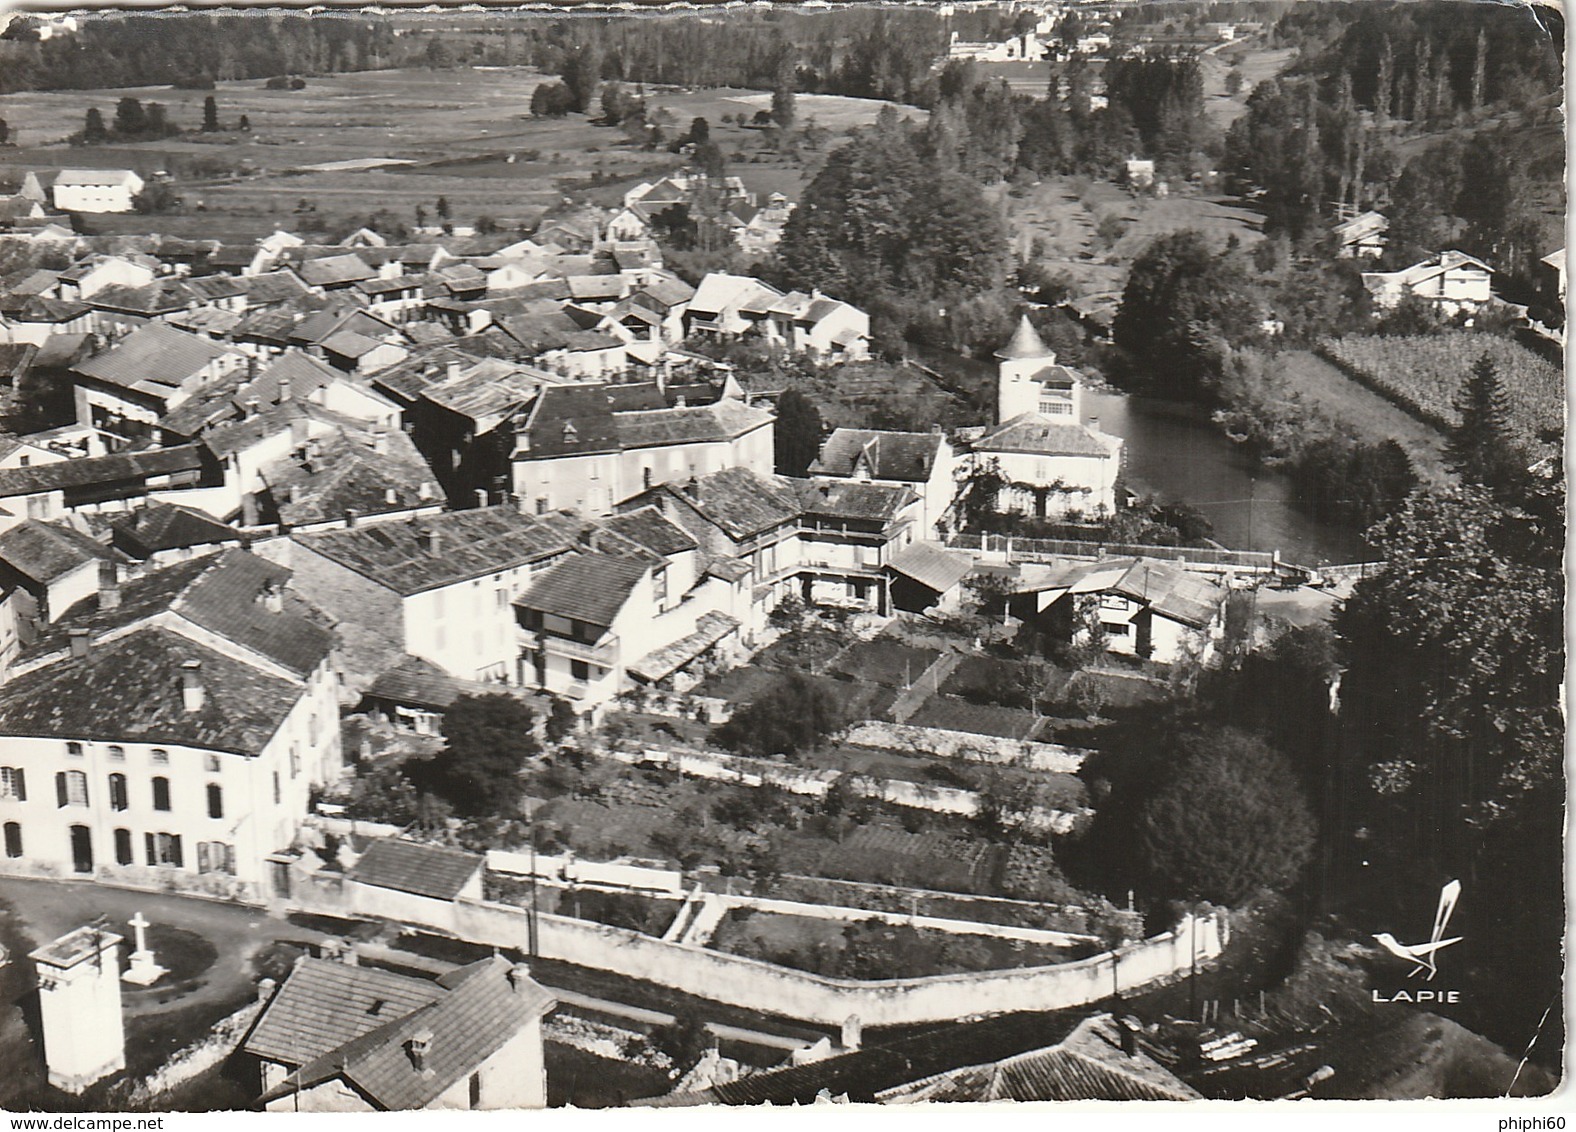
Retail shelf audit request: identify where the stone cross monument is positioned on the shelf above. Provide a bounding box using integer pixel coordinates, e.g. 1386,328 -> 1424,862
121,911 -> 166,986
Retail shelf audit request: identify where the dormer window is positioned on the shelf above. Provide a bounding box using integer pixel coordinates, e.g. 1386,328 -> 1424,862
562,422 -> 578,444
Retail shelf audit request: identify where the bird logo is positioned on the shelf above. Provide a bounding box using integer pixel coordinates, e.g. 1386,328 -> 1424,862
1373,879 -> 1462,981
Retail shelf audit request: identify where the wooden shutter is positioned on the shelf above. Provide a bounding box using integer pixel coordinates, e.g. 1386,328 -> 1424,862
55,772 -> 66,808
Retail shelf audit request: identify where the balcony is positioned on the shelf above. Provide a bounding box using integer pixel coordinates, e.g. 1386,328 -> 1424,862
528,630 -> 620,668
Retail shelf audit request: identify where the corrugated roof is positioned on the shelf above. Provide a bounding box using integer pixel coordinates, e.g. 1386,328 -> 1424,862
347,838 -> 484,901
887,541 -> 973,594
0,626 -> 303,755
294,508 -> 577,596
514,551 -> 648,627
244,958 -> 443,1067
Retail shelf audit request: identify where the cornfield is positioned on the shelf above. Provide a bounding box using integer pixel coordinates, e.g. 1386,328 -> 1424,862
1318,333 -> 1565,451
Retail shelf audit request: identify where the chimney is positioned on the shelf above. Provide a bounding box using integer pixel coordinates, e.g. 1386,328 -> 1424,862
417,528 -> 441,555
674,394 -> 686,408
445,360 -> 461,382
247,354 -> 258,381
290,417 -> 309,451
277,374 -> 292,403
372,427 -> 388,455
507,963 -> 534,995
406,1029 -> 433,1074
180,659 -> 205,713
289,483 -> 302,506
97,560 -> 121,612
474,488 -> 488,509
68,628 -> 92,659
1116,1016 -> 1138,1058
840,1014 -> 862,1052
261,583 -> 283,614
241,492 -> 259,528
243,397 -> 260,420
682,476 -> 699,500
385,487 -> 398,506
1088,417 -> 1100,431
343,508 -> 357,528
255,977 -> 277,1005
418,481 -> 435,501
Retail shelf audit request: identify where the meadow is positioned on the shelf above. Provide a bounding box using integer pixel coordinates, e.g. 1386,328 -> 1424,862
0,68 -> 904,239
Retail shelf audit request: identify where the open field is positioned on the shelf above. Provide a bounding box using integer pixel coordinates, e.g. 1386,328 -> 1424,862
1199,39 -> 1300,130
1277,349 -> 1453,485
0,69 -> 902,237
1004,176 -> 1264,302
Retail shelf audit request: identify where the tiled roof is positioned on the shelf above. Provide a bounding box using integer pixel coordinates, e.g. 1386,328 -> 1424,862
110,501 -> 238,556
813,429 -> 945,483
322,330 -> 390,360
74,323 -> 237,394
877,1015 -> 1200,1102
29,548 -> 334,678
0,519 -> 118,585
795,478 -> 916,524
515,551 -> 648,627
598,506 -> 698,557
887,541 -> 973,594
244,958 -> 443,1067
17,296 -> 89,323
86,280 -> 196,316
240,270 -> 312,306
296,253 -> 375,287
55,169 -> 139,187
975,413 -> 1116,458
0,444 -> 206,500
515,384 -> 621,459
348,838 -> 484,901
627,611 -> 739,683
364,656 -> 512,711
263,428 -> 433,527
657,466 -> 799,541
643,1011 -> 1094,1106
264,957 -> 555,1110
689,272 -> 780,315
294,508 -> 578,596
615,400 -> 772,451
0,626 -> 303,754
603,382 -> 667,412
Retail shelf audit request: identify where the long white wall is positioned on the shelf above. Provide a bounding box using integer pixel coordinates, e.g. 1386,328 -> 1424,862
288,867 -> 1226,1029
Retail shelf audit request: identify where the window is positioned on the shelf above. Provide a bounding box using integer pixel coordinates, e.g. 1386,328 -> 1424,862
207,783 -> 223,820
3,822 -> 20,858
108,746 -> 126,762
56,770 -> 88,808
114,828 -> 133,866
146,832 -> 183,868
653,566 -> 668,610
151,748 -> 169,765
197,841 -> 234,875
108,773 -> 128,812
290,746 -> 301,779
1103,622 -> 1131,636
536,498 -> 549,516
0,767 -> 25,801
272,772 -> 281,805
643,467 -> 653,489
204,754 -> 220,773
66,742 -> 83,758
570,659 -> 590,682
152,776 -> 171,812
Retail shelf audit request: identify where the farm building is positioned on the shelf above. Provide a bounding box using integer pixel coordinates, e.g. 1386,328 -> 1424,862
51,169 -> 144,214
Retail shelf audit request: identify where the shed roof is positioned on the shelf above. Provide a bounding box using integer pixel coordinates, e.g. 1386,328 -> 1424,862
348,838 -> 485,901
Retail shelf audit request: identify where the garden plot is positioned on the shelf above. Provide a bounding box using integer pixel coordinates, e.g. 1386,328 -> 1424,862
827,639 -> 941,687
908,695 -> 1049,741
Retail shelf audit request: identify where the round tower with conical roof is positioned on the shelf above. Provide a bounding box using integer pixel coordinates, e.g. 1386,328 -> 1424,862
995,313 -> 1075,424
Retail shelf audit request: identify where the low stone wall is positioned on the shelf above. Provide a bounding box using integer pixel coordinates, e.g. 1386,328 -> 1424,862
842,721 -> 1089,774
487,850 -> 686,896
287,866 -> 1226,1029
125,997 -> 266,1105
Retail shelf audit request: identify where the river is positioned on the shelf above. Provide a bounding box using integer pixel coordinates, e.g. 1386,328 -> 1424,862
913,349 -> 1370,565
